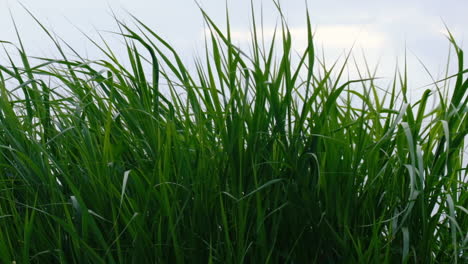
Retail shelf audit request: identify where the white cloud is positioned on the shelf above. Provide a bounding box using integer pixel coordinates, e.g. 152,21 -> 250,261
203,24 -> 388,51
314,25 -> 387,49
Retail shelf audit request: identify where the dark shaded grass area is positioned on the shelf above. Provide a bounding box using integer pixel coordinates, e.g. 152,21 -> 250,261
0,4 -> 466,263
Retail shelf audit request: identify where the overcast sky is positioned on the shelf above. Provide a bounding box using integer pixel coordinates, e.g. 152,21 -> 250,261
1,0 -> 467,91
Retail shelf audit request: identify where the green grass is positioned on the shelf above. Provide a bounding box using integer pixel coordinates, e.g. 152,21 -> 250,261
0,4 -> 467,263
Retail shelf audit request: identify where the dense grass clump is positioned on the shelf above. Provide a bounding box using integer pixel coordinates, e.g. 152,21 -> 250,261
0,5 -> 466,263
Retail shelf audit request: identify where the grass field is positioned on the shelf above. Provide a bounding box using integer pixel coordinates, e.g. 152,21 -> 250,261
0,4 -> 466,263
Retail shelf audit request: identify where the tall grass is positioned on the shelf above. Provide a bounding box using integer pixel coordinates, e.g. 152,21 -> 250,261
0,4 -> 466,263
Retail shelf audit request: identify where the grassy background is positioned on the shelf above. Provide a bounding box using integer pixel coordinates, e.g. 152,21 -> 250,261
0,4 -> 466,263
